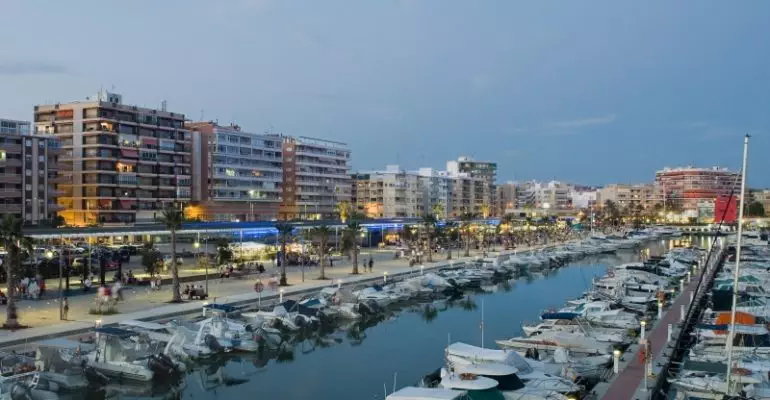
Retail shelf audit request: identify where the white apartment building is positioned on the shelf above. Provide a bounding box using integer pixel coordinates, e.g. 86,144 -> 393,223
570,190 -> 598,209
417,167 -> 452,219
352,165 -> 424,218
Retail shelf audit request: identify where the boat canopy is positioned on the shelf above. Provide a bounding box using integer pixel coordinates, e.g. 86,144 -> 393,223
37,338 -> 96,351
119,320 -> 168,331
386,387 -> 465,400
94,327 -> 137,338
204,303 -> 239,313
540,312 -> 579,320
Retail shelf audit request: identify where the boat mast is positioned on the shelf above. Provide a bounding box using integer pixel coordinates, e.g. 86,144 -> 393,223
481,299 -> 485,350
725,134 -> 750,393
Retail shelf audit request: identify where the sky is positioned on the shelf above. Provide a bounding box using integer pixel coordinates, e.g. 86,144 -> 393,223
2,0 -> 769,186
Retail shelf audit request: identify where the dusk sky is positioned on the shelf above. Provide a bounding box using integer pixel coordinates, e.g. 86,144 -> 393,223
2,1 -> 768,186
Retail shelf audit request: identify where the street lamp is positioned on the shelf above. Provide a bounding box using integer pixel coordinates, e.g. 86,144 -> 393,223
613,349 -> 621,374
640,320 -> 647,343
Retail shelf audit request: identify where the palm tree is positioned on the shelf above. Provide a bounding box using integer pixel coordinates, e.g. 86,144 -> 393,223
159,207 -> 183,302
0,216 -> 27,329
341,220 -> 363,274
275,222 -> 294,286
311,225 -> 332,279
460,212 -> 475,257
421,213 -> 437,263
335,201 -> 352,223
432,203 -> 445,220
444,222 -> 459,260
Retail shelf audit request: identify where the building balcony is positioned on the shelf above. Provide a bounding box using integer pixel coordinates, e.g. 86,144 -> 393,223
0,190 -> 21,199
0,159 -> 22,167
0,204 -> 22,212
0,174 -> 22,184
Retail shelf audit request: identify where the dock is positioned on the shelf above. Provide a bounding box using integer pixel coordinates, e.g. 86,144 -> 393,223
591,238 -> 725,400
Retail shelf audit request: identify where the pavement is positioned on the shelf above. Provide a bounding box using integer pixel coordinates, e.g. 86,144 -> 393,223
0,240 -> 567,348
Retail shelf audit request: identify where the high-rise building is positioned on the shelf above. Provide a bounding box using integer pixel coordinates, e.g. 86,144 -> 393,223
0,118 -> 61,224
596,184 -> 656,210
187,122 -> 283,221
417,168 -> 452,219
280,136 -> 351,220
496,182 -> 517,216
34,92 -> 193,226
447,156 -> 497,215
655,166 -> 741,211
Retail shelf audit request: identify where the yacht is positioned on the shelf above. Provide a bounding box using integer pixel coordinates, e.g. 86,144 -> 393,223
386,387 -> 467,400
496,331 -> 613,356
84,327 -> 181,382
434,364 -> 572,400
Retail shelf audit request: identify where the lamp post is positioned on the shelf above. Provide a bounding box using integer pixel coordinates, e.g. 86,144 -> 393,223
640,320 -> 647,343
657,301 -> 663,319
279,288 -> 284,303
383,271 -> 388,284
613,349 -> 621,374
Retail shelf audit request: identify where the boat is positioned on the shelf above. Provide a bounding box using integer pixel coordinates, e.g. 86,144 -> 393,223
433,364 -> 572,400
386,387 -> 467,400
84,327 -> 181,382
496,331 -> 613,356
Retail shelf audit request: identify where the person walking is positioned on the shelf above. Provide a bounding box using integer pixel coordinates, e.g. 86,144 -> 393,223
368,256 -> 374,273
62,298 -> 69,320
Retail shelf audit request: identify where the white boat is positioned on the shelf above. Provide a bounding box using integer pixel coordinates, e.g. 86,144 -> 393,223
440,364 -> 571,400
668,370 -> 770,400
119,320 -> 215,360
386,387 -> 467,400
496,331 -> 613,356
445,343 -> 580,393
84,327 -> 181,382
352,287 -> 393,307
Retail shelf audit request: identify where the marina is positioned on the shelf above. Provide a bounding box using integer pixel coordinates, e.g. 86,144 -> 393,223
0,230 -> 706,399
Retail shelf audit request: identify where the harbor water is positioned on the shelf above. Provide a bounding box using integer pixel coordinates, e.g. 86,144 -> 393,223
164,237 -> 705,400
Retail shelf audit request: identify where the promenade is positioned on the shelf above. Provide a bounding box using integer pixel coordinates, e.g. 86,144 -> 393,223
0,241 -> 558,348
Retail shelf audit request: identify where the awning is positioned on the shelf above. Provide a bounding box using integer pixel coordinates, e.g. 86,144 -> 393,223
117,159 -> 137,166
141,137 -> 158,145
120,149 -> 138,158
98,199 -> 112,207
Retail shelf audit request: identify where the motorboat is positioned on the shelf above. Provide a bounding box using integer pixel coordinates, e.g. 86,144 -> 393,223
352,286 -> 393,307
444,343 -> 581,393
496,331 -> 613,356
119,319 -> 215,360
433,364 -> 572,400
386,387 -> 467,400
668,370 -> 770,400
84,327 -> 181,382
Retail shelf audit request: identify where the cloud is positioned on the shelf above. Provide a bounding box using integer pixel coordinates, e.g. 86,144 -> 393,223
546,114 -> 617,129
0,61 -> 72,76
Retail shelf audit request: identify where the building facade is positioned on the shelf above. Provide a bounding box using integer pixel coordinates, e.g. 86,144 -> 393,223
597,184 -> 656,210
570,189 -> 598,210
447,156 -> 497,215
0,119 -> 61,224
496,182 -> 517,216
352,166 -> 424,218
34,92 -> 193,226
280,136 -> 351,220
417,168 -> 452,219
655,166 -> 741,211
187,122 -> 283,221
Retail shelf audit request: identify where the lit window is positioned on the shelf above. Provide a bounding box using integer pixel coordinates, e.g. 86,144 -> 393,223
225,169 -> 235,177
0,151 -> 5,161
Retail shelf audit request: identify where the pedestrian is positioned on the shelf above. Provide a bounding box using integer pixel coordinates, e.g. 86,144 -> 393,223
368,256 -> 373,272
62,298 -> 69,320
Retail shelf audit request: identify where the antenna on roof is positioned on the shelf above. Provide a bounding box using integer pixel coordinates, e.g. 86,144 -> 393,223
200,109 -> 204,121
161,100 -> 167,112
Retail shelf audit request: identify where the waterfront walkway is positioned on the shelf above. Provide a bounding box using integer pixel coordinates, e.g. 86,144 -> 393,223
0,242 -> 562,349
599,258 -> 708,399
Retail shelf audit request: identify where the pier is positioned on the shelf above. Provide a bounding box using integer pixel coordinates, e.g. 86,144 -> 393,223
592,238 -> 725,399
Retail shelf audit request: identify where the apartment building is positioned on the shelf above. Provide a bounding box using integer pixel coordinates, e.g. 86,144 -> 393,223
655,166 -> 741,211
496,182 -> 517,216
352,166 -> 424,218
570,189 -> 598,210
750,190 -> 770,216
281,136 -> 351,220
187,122 -> 283,221
597,184 -> 656,210
449,173 -> 490,217
417,168 -> 452,219
34,92 -> 193,225
447,156 -> 497,215
0,118 -> 61,224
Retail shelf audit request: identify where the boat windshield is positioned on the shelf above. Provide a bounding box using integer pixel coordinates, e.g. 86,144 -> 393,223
482,373 -> 525,391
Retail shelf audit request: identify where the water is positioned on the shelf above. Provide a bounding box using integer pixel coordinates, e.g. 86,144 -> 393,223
156,238 -> 702,399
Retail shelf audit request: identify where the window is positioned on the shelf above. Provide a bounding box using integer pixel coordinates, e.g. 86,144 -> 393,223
25,140 -> 31,147
0,151 -> 5,161
39,155 -> 45,162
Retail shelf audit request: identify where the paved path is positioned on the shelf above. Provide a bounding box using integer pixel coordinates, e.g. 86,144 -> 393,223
600,268 -> 703,399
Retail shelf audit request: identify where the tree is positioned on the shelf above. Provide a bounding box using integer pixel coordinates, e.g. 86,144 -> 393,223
460,212 -> 476,257
52,215 -> 66,228
0,215 -> 27,329
341,220 -> 363,274
311,225 -> 332,279
480,204 -> 490,219
432,203 -> 445,220
444,221 -> 459,260
159,207 -> 183,303
335,201 -> 352,223
275,222 -> 294,286
747,202 -> 766,217
603,200 -> 620,227
214,239 -> 233,266
140,242 -> 162,277
421,213 -> 437,263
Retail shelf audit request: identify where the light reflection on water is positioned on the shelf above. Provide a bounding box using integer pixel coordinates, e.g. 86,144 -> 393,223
143,238 -> 707,400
